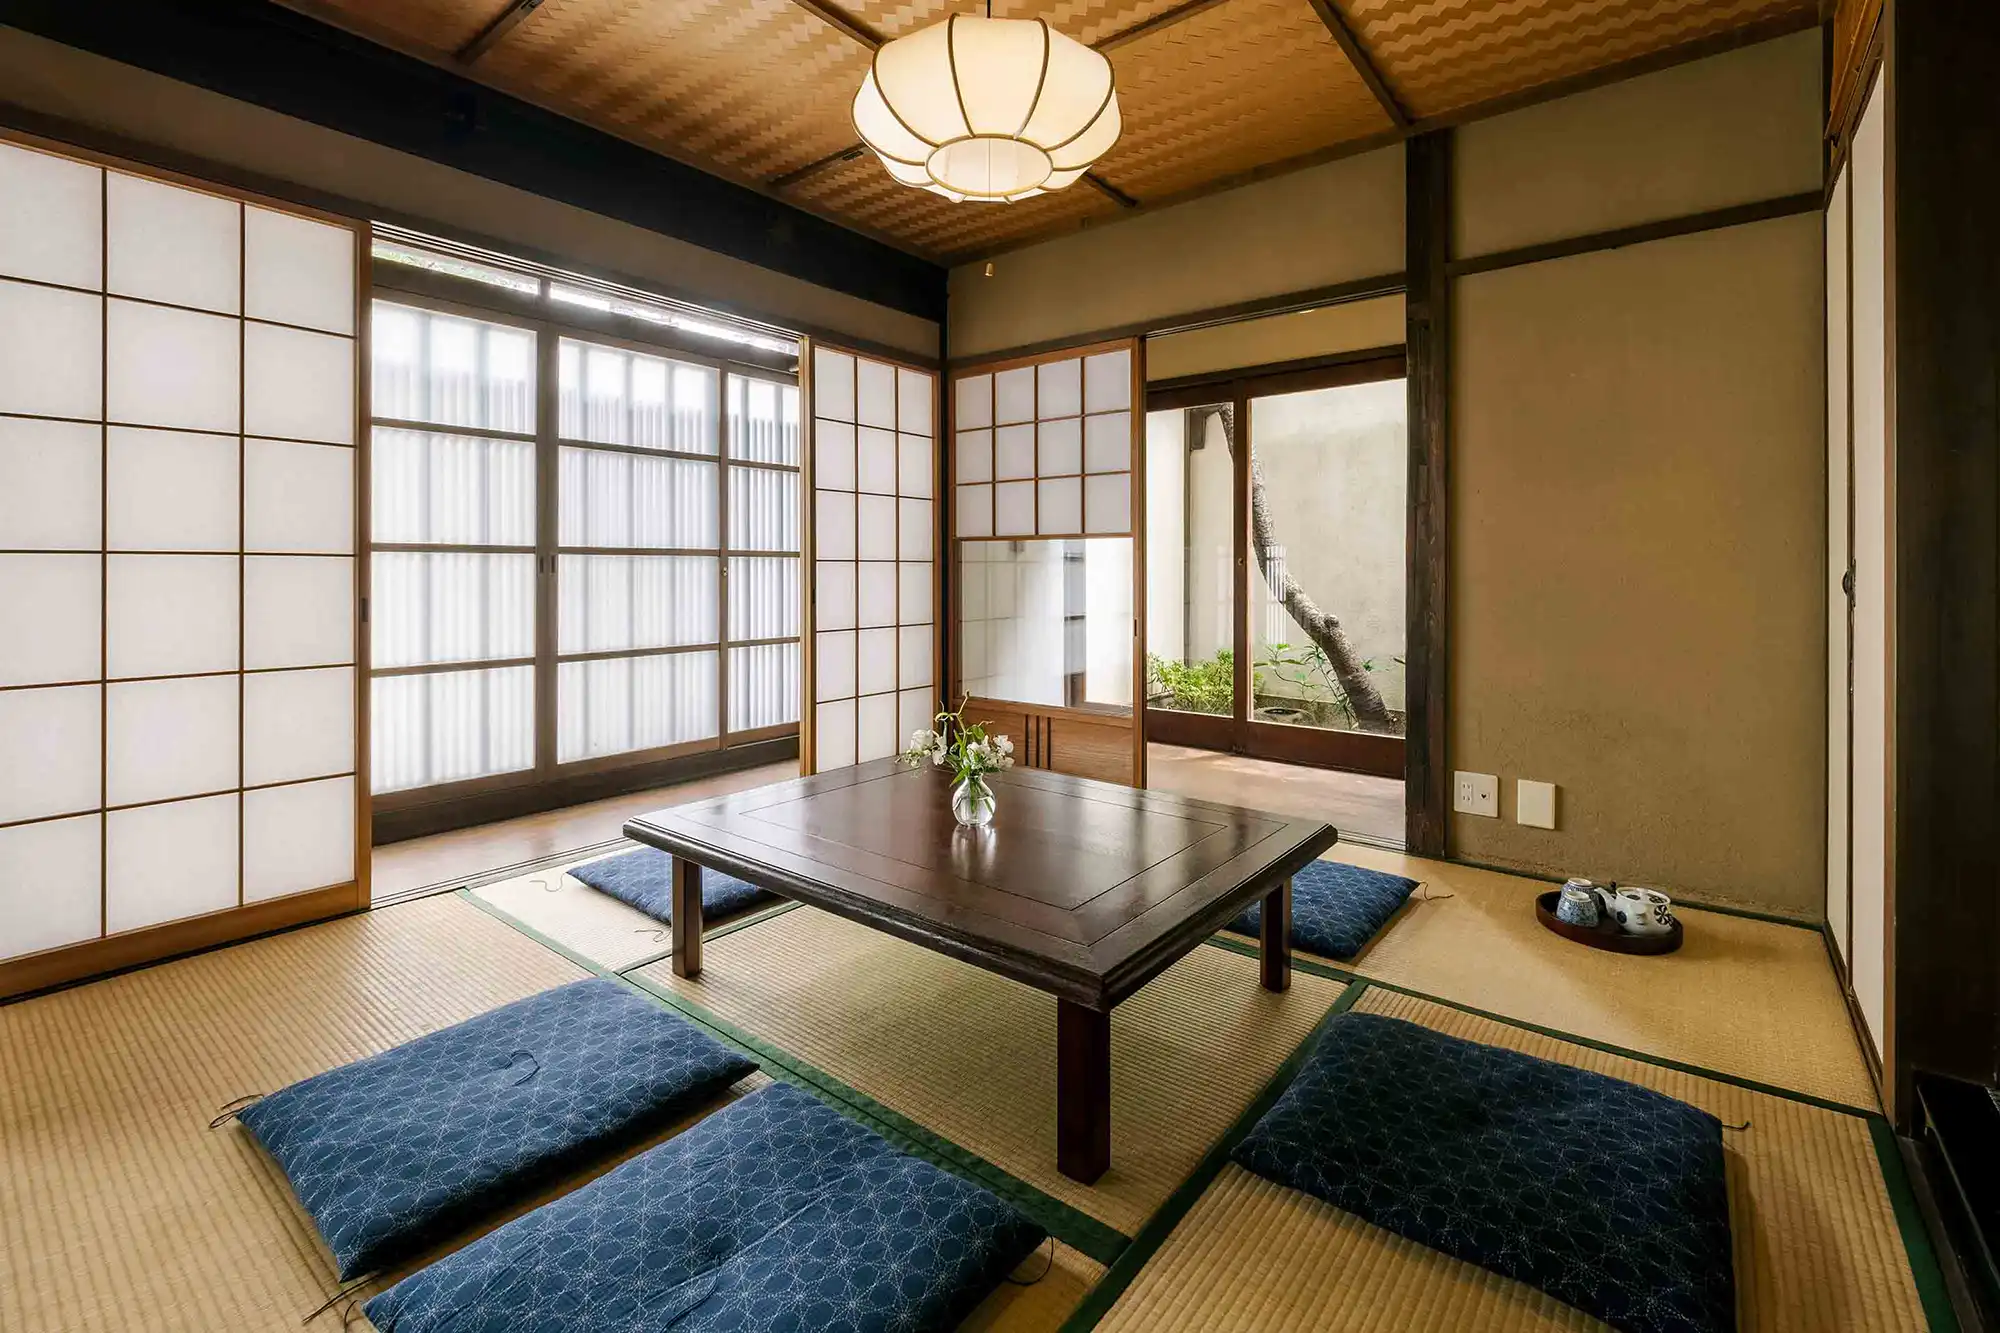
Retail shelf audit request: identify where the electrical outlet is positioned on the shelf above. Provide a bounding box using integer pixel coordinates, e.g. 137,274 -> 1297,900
1516,779 -> 1557,829
1453,770 -> 1498,817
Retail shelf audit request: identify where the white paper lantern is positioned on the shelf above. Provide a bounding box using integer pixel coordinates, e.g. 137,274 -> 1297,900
853,16 -> 1121,204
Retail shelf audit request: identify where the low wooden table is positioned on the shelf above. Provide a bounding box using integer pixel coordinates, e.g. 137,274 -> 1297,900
623,759 -> 1338,1183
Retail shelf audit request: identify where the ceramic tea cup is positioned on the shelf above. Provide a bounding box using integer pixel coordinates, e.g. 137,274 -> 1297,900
1608,886 -> 1675,936
1554,879 -> 1601,928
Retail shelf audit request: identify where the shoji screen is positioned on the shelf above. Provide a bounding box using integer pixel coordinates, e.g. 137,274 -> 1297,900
807,346 -> 937,772
0,136 -> 362,994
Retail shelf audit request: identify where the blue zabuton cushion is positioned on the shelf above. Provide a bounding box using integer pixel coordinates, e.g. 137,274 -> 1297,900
365,1080 -> 1046,1333
570,847 -> 774,926
238,978 -> 755,1280
1229,858 -> 1416,960
1233,1013 -> 1733,1333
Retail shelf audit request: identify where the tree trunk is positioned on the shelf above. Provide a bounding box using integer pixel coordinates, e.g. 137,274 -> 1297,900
1208,405 -> 1393,728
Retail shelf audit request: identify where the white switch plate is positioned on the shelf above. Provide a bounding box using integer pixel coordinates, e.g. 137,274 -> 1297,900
1516,779 -> 1557,829
1453,770 -> 1498,817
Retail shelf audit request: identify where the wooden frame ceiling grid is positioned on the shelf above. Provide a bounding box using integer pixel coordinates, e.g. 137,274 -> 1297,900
290,0 -> 1819,263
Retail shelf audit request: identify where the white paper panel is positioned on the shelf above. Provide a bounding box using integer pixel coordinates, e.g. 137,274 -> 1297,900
857,494 -> 897,562
994,424 -> 1036,480
729,376 -> 800,465
560,339 -> 717,453
558,554 -> 717,653
1085,472 -> 1132,534
245,555 -> 353,669
107,674 -> 239,806
856,691 -> 898,762
244,776 -> 355,901
816,490 -> 856,561
898,688 -> 934,742
899,625 -> 933,689
371,551 -> 534,668
814,419 -> 856,491
994,480 -> 1035,536
0,814 -> 101,960
897,368 -> 933,436
816,630 -> 856,701
956,430 -> 993,485
1038,418 -> 1082,476
856,358 -> 897,429
107,428 -> 238,552
995,366 -> 1035,424
559,448 -> 717,549
815,560 -> 857,631
105,172 -> 239,315
815,699 -> 855,769
1037,358 -> 1082,419
246,438 -> 353,553
107,299 -> 239,433
899,562 -> 933,624
898,499 -> 932,562
107,554 -> 236,678
728,642 -> 800,732
956,484 -> 992,538
727,555 -> 800,640
106,792 -> 238,933
0,554 -> 100,687
0,280 -> 101,419
557,652 -> 718,762
244,207 -> 354,335
245,322 -> 355,444
728,466 -> 800,553
0,684 -> 100,823
813,347 -> 855,423
1084,349 -> 1132,412
897,435 -> 933,497
0,418 -> 100,550
954,373 -> 992,430
370,665 -> 533,793
370,428 -> 535,547
858,561 -> 897,628
1038,477 -> 1082,534
372,302 -> 536,434
245,666 -> 355,786
1084,411 -> 1131,472
857,627 -> 896,696
0,143 -> 101,289
856,426 -> 897,495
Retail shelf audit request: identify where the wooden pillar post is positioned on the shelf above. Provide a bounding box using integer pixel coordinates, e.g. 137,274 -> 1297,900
1404,130 -> 1453,858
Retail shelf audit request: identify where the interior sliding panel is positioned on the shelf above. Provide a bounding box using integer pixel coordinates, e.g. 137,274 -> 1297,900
949,340 -> 1143,785
0,133 -> 364,998
1825,163 -> 1853,976
803,344 -> 937,774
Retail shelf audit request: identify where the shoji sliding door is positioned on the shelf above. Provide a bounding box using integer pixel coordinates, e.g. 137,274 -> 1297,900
804,345 -> 938,773
0,134 -> 364,998
948,341 -> 1145,785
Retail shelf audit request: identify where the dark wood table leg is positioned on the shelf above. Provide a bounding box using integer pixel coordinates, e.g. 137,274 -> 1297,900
1057,999 -> 1111,1183
1260,875 -> 1292,993
671,858 -> 703,978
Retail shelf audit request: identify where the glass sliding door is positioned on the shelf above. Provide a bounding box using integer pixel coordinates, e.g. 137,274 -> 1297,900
1143,355 -> 1406,777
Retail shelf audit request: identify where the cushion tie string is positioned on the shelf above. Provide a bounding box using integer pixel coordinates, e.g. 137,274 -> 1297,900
1722,1118 -> 1752,1132
301,1275 -> 376,1325
208,1093 -> 266,1130
1002,1236 -> 1056,1287
1416,882 -> 1454,902
502,1051 -> 540,1087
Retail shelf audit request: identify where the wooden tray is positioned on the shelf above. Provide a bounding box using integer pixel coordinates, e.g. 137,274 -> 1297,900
1535,890 -> 1683,955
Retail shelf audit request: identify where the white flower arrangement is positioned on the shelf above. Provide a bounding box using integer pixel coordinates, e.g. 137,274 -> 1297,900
900,701 -> 1014,783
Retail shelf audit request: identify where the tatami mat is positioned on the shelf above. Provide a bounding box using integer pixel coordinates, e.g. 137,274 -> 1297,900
637,906 -> 1347,1237
0,895 -> 1083,1333
1316,845 -> 1879,1109
469,856 -> 676,972
1090,988 -> 1926,1333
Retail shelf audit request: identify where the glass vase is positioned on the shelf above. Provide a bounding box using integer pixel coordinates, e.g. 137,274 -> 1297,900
951,773 -> 997,828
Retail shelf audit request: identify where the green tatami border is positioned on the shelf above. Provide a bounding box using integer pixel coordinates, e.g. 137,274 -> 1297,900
455,888 -> 1128,1266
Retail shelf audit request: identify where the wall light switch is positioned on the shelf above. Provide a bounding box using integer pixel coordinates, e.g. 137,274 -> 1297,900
1516,779 -> 1557,829
1453,770 -> 1498,817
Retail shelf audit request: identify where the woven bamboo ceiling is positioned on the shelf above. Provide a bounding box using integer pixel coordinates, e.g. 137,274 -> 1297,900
287,0 -> 1817,264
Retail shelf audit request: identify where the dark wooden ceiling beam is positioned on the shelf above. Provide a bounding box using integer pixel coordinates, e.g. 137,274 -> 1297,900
788,0 -> 884,49
1084,172 -> 1139,208
456,0 -> 546,64
1093,0 -> 1237,51
1304,0 -> 1409,129
769,144 -> 868,190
